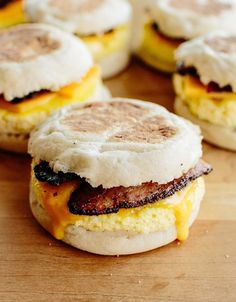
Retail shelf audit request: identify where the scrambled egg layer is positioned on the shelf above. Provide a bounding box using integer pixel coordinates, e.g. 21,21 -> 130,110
174,74 -> 236,127
0,66 -> 101,134
137,23 -> 181,73
32,168 -> 204,241
81,24 -> 130,62
0,0 -> 25,28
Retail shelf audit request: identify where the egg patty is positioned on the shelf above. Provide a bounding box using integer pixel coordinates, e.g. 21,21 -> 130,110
31,167 -> 205,242
0,0 -> 25,28
0,66 -> 101,135
81,24 -> 130,62
174,74 -> 236,128
137,23 -> 182,72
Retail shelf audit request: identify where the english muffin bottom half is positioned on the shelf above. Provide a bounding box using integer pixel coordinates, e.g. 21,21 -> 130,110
28,98 -> 212,255
134,0 -> 236,73
0,23 -> 109,153
24,0 -> 132,79
174,31 -> 236,151
0,0 -> 25,28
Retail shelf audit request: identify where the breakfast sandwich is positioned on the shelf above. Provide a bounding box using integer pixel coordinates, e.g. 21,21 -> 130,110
174,31 -> 236,151
24,0 -> 132,79
28,98 -> 212,255
135,0 -> 236,73
0,0 -> 25,28
0,23 -> 109,153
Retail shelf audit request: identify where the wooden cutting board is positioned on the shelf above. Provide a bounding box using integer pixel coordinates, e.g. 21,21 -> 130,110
0,61 -> 235,302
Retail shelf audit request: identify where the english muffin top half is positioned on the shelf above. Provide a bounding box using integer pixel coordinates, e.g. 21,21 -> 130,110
24,0 -> 132,35
175,31 -> 236,91
152,0 -> 236,39
29,98 -> 204,188
0,23 -> 93,101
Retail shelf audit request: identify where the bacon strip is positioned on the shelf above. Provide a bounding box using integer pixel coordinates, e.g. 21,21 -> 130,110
176,63 -> 233,92
68,160 -> 212,216
34,161 -> 78,186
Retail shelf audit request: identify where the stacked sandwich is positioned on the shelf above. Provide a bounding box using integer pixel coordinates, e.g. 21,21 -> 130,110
0,23 -> 109,153
174,31 -> 236,151
28,99 -> 212,255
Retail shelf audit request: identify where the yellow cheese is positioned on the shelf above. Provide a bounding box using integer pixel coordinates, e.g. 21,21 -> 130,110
137,23 -> 182,72
170,194 -> 192,241
32,170 -> 203,241
0,65 -> 100,115
33,176 -> 81,240
0,0 -> 25,28
81,24 -> 130,61
173,74 -> 236,127
174,74 -> 236,99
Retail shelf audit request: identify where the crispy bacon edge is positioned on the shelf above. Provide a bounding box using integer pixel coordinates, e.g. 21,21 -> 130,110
68,160 -> 212,216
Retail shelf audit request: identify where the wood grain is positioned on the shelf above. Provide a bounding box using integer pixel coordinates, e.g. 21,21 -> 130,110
0,61 -> 236,302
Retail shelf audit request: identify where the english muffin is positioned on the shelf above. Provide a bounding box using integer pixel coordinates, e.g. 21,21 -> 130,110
28,98 -> 212,255
174,31 -> 236,151
0,23 -> 109,153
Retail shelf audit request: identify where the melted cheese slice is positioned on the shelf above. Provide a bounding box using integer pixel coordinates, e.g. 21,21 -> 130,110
0,0 -> 25,28
81,24 -> 130,61
33,176 -> 81,240
169,194 -> 192,241
0,65 -> 100,115
32,171 -> 203,242
174,74 -> 236,99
